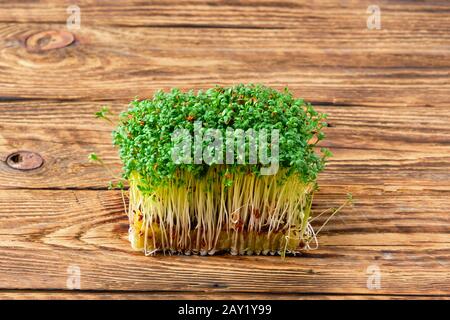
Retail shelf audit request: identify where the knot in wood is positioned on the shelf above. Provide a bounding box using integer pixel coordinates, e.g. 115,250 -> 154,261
26,30 -> 74,52
6,151 -> 44,171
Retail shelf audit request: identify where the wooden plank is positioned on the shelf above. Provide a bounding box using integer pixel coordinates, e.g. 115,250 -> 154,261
0,0 -> 449,299
0,101 -> 449,189
0,0 -> 449,29
0,189 -> 448,295
0,23 -> 449,105
0,291 -> 448,300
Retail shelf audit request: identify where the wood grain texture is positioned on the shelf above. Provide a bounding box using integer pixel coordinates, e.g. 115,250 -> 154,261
0,101 -> 449,189
1,291 -> 448,300
0,189 -> 448,295
0,0 -> 449,29
0,0 -> 449,299
0,19 -> 449,105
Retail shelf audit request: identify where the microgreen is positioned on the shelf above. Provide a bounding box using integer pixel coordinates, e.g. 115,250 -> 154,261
95,106 -> 113,124
88,153 -> 123,188
113,84 -> 330,190
108,180 -> 125,190
88,152 -> 102,164
103,84 -> 349,256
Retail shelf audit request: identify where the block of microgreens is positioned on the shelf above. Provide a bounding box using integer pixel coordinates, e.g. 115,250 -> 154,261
91,84 -> 351,257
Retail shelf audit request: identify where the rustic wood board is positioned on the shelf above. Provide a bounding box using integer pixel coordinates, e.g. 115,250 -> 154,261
0,0 -> 449,299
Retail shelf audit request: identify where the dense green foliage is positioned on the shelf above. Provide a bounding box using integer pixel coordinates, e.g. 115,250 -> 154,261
113,84 -> 330,189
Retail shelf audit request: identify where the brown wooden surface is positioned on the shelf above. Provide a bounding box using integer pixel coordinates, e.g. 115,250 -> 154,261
0,0 -> 449,300
1,291 -> 448,300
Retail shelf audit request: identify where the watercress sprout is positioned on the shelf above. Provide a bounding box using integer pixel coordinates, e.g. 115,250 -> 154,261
103,84 -> 349,256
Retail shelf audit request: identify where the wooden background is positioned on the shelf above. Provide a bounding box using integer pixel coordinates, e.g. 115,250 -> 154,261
0,0 -> 449,300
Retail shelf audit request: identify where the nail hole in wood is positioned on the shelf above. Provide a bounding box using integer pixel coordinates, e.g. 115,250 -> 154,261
6,151 -> 44,171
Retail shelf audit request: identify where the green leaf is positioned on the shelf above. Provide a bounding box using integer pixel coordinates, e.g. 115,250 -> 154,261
112,84 -> 331,188
88,153 -> 101,163
95,106 -> 113,123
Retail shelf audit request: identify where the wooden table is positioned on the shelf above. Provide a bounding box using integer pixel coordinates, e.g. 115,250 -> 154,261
0,0 -> 449,300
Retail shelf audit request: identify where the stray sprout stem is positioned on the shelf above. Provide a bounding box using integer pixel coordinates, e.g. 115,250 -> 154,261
95,106 -> 114,125
89,153 -> 122,182
315,194 -> 353,236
